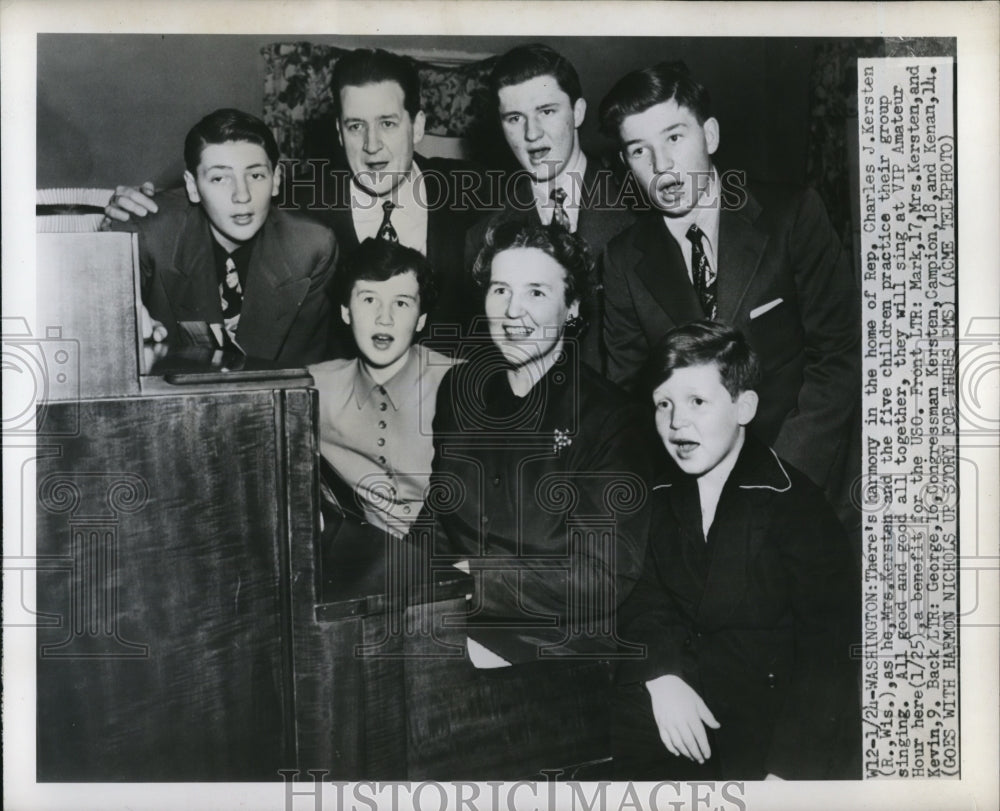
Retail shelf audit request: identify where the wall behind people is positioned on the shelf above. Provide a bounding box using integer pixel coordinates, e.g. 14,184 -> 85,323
37,34 -> 815,190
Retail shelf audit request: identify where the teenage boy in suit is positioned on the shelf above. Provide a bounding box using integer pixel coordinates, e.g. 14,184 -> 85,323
111,108 -> 336,366
466,44 -> 635,371
106,49 -> 482,355
614,321 -> 859,781
597,62 -> 860,498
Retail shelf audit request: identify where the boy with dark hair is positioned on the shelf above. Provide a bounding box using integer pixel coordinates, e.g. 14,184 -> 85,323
107,50 -> 483,354
308,238 -> 457,538
615,320 -> 859,781
467,43 -> 634,371
597,61 -> 860,510
114,108 -> 337,365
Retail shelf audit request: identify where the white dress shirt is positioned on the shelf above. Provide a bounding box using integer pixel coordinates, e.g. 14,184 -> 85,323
349,166 -> 429,255
662,169 -> 721,284
531,150 -> 587,234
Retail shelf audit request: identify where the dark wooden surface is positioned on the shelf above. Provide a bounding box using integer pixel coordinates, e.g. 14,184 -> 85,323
35,381 -> 614,781
36,387 -> 313,781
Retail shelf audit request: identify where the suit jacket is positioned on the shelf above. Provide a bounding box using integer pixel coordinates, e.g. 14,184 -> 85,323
617,435 -> 860,779
464,159 -> 635,372
285,154 -> 484,354
119,189 -> 337,366
603,182 -> 860,490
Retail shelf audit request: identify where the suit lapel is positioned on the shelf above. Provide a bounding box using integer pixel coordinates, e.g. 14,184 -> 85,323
166,207 -> 223,323
238,212 -> 310,360
425,166 -> 449,270
696,485 -> 758,625
696,437 -> 782,624
632,215 -> 703,327
717,192 -> 768,322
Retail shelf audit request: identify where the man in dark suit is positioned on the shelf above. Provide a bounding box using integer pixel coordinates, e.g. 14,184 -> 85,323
597,61 -> 860,497
283,48 -> 484,353
465,44 -> 635,371
110,108 -> 336,366
105,49 -> 481,358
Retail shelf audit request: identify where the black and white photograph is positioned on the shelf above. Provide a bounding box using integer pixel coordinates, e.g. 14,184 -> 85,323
3,2 -> 997,810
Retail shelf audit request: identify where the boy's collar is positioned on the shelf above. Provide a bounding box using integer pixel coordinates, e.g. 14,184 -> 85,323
654,432 -> 791,493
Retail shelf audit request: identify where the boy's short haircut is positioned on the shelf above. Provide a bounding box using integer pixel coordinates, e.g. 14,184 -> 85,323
338,237 -> 436,315
649,320 -> 761,399
183,108 -> 280,174
331,48 -> 422,120
489,44 -> 583,105
472,216 -> 594,309
598,60 -> 711,140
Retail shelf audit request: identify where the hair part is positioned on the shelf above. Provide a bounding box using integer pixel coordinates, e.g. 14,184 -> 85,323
648,320 -> 761,399
471,216 -> 594,310
183,108 -> 280,174
598,60 -> 711,140
338,238 -> 436,314
331,48 -> 422,120
490,44 -> 583,105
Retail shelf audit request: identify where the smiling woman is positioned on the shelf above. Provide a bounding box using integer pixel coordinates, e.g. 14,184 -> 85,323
410,218 -> 655,774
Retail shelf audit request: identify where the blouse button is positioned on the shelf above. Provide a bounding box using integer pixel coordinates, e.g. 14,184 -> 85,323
378,456 -> 386,465
492,475 -> 501,486
379,402 -> 388,411
379,420 -> 387,429
377,438 -> 385,447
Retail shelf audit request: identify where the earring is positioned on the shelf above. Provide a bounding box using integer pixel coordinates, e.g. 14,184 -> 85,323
564,313 -> 584,333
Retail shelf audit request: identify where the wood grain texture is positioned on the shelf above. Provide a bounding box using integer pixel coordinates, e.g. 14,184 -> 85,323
36,388 -> 306,781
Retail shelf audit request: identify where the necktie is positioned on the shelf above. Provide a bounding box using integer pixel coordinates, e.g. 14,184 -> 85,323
550,187 -> 571,231
686,224 -> 717,319
377,200 -> 399,242
219,256 -> 243,343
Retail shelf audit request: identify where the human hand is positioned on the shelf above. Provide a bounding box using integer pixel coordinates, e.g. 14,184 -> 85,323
645,674 -> 720,764
104,181 -> 158,223
140,304 -> 168,344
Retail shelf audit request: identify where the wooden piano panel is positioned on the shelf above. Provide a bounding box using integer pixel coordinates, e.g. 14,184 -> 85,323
36,387 -> 315,781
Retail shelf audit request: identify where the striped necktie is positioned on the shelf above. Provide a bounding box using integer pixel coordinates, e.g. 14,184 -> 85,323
686,224 -> 717,319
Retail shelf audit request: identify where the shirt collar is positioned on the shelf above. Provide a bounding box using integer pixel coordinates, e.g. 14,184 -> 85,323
349,164 -> 423,220
661,167 -> 721,255
531,150 -> 588,211
350,345 -> 421,411
210,235 -> 256,280
655,431 -> 792,492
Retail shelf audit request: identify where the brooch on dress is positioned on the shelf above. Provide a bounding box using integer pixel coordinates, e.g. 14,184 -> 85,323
553,428 -> 573,455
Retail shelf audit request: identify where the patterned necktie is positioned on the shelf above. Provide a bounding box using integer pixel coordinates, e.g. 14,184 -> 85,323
377,200 -> 399,242
686,224 -> 717,319
550,187 -> 571,231
220,256 -> 243,317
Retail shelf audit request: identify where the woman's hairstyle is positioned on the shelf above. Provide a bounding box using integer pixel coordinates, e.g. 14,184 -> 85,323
338,237 -> 436,315
471,216 -> 595,309
647,320 -> 761,398
183,108 -> 280,174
